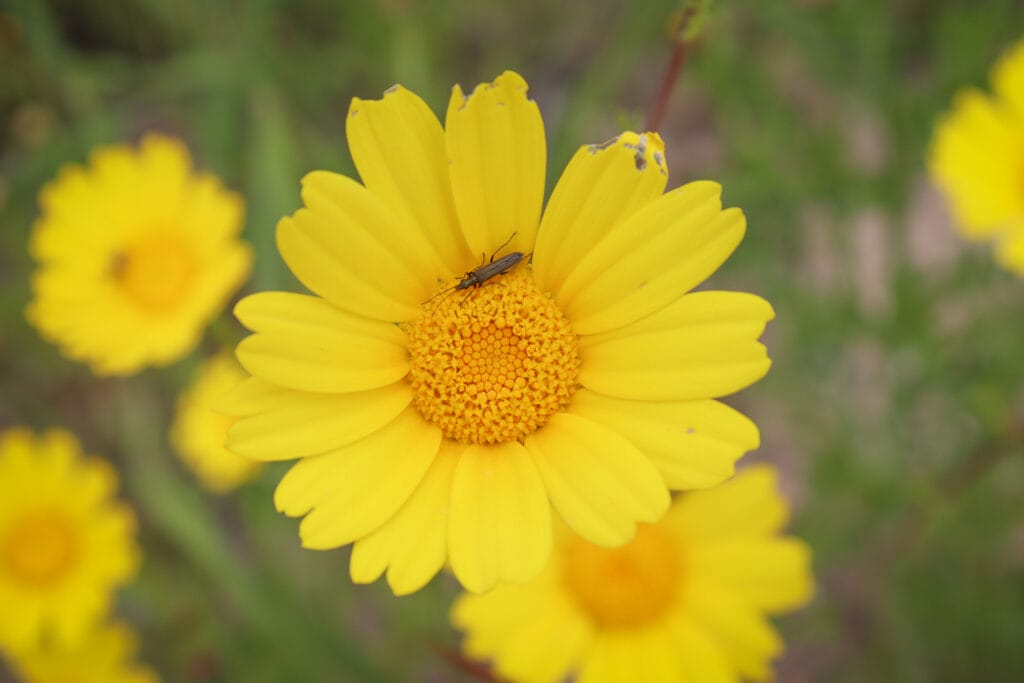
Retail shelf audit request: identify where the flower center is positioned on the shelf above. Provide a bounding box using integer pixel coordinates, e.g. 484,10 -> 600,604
1,509 -> 79,587
406,267 -> 579,445
564,524 -> 682,629
111,230 -> 196,311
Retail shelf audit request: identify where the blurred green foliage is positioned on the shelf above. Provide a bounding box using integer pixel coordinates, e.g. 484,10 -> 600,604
2,0 -> 1024,681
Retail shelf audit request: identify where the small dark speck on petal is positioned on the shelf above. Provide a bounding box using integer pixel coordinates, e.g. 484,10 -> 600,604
588,136 -> 620,154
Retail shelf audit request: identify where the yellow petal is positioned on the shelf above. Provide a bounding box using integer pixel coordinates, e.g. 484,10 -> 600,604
178,173 -> 246,247
995,222 -> 1024,274
235,292 -> 408,393
215,376 -> 287,414
270,407 -> 441,548
268,405 -> 436,518
349,441 -> 462,596
525,412 -> 669,547
683,579 -> 783,682
446,71 -> 545,258
578,629 -> 687,683
578,291 -> 773,401
347,86 -> 471,275
665,616 -> 739,683
532,132 -> 668,297
560,181 -> 745,335
452,580 -> 593,683
667,464 -> 790,539
568,390 -> 759,490
279,170 -> 436,320
993,39 -> 1024,122
448,441 -> 552,593
576,635 -> 632,683
226,381 -> 412,461
689,538 -> 815,613
929,89 -> 1024,235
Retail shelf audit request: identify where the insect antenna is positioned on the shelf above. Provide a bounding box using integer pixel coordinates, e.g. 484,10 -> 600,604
422,282 -> 465,315
490,231 -> 517,260
422,283 -> 458,306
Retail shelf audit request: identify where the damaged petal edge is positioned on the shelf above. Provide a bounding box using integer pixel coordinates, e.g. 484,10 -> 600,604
587,134 -> 623,155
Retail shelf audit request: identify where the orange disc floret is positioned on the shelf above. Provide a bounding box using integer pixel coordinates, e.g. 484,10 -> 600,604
406,267 -> 579,445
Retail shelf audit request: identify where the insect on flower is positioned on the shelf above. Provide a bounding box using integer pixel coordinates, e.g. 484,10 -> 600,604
425,233 -> 526,307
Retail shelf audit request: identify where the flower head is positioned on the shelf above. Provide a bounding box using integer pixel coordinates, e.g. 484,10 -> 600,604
0,428 -> 140,649
929,38 -> 1024,274
451,465 -> 814,683
225,71 -> 773,594
28,134 -> 253,375
171,354 -> 261,494
5,620 -> 158,683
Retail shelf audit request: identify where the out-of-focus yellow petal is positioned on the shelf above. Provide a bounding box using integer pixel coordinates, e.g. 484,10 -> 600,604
10,620 -> 158,683
668,616 -> 739,683
666,464 -> 790,539
929,89 -> 1024,236
452,579 -> 593,683
578,629 -> 687,683
994,219 -> 1024,274
993,39 -> 1024,119
683,580 -> 783,682
690,538 -> 815,613
171,354 -> 261,493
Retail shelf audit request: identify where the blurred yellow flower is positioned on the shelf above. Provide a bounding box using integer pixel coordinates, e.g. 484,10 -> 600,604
0,429 -> 139,650
5,620 -> 158,683
451,466 -> 814,683
27,134 -> 253,375
226,70 -> 772,595
171,354 -> 261,494
929,38 -> 1024,274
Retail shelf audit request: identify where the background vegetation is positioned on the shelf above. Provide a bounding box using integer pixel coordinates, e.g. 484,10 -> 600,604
1,0 -> 1023,681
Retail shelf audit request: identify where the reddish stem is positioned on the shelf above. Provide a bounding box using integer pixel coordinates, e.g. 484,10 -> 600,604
645,39 -> 690,132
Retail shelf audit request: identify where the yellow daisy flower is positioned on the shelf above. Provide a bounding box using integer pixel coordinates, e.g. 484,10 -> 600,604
27,134 -> 253,375
5,620 -> 158,683
225,71 -> 773,594
170,354 -> 261,494
451,465 -> 814,683
0,428 -> 140,649
929,38 -> 1024,274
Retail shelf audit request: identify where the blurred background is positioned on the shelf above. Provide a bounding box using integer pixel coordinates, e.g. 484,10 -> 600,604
2,0 -> 1024,681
